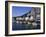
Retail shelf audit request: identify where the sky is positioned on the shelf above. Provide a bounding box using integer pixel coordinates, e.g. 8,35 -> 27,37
12,6 -> 32,17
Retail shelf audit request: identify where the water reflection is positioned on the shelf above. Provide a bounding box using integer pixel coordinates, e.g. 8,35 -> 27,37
12,21 -> 40,30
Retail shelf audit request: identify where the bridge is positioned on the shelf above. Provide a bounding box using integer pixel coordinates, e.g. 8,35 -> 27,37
12,7 -> 40,26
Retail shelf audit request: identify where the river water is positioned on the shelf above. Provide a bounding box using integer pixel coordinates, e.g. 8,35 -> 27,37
12,22 -> 40,31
